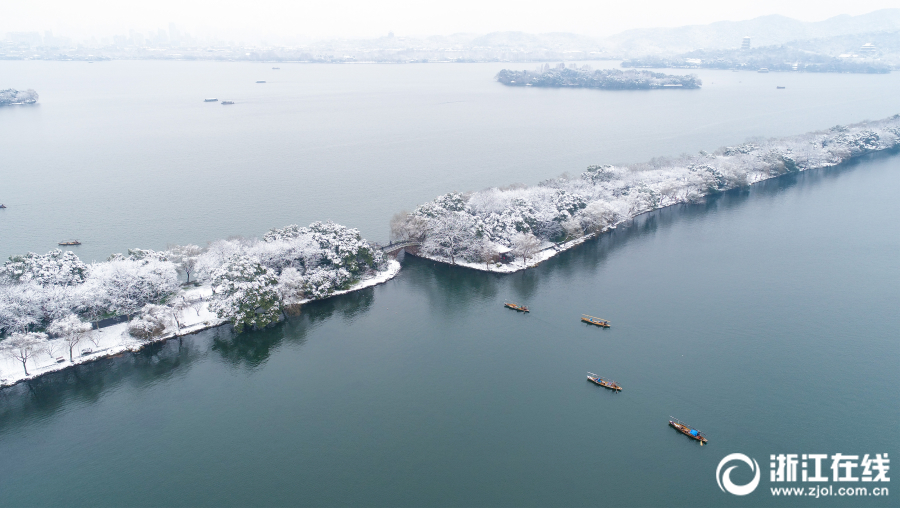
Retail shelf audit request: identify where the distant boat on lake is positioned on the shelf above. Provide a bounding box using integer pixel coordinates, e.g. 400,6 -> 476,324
59,240 -> 81,246
504,302 -> 529,313
256,80 -> 266,83
221,101 -> 235,105
587,372 -> 621,391
581,314 -> 610,327
0,204 -> 6,209
777,86 -> 786,89
758,68 -> 769,73
272,67 -> 280,69
669,417 -> 708,445
204,98 -> 218,102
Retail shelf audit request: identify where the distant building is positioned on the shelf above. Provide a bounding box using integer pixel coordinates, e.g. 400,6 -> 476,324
860,43 -> 876,54
741,36 -> 751,50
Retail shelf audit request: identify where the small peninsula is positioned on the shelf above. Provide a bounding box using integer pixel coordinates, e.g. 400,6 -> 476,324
496,65 -> 702,90
0,89 -> 39,106
391,114 -> 900,273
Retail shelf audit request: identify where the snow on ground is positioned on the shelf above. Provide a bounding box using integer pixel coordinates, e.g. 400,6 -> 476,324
0,260 -> 401,388
291,259 -> 401,304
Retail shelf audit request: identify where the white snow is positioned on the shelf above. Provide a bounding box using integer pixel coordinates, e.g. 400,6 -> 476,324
0,261 -> 401,388
399,115 -> 900,272
291,259 -> 401,304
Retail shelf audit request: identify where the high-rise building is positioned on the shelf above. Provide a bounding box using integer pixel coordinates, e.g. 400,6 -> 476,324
741,36 -> 751,50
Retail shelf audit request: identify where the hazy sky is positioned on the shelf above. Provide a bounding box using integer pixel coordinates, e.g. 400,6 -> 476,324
4,0 -> 899,41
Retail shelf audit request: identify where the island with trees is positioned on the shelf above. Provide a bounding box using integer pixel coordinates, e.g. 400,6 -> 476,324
496,64 -> 702,89
0,89 -> 39,106
390,114 -> 900,272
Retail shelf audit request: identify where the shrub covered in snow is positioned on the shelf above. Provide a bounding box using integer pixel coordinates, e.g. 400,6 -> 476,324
395,115 -> 900,266
127,304 -> 174,341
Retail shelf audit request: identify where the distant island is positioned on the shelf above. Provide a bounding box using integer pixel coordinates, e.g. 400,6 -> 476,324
622,41 -> 893,74
496,65 -> 702,90
0,89 -> 39,106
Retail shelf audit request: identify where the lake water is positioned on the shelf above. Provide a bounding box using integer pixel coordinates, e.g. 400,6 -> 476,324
0,62 -> 898,507
2,61 -> 900,260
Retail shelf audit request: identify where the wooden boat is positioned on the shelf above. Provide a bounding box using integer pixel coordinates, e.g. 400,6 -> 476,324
669,417 -> 708,445
587,372 -> 621,391
504,302 -> 529,313
581,314 -> 610,327
58,240 -> 81,246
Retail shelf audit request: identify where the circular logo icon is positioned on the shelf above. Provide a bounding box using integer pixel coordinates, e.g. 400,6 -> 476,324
717,453 -> 761,496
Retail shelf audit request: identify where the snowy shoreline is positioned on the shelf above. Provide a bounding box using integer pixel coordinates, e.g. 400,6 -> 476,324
407,137 -> 900,274
0,260 -> 401,388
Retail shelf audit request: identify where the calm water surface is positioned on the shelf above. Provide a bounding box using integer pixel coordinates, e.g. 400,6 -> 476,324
0,62 -> 898,507
2,61 -> 900,259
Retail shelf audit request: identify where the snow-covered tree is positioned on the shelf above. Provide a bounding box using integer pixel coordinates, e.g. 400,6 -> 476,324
1,332 -> 47,375
127,304 -> 174,341
208,255 -> 281,333
2,249 -> 87,286
84,257 -> 179,317
421,211 -> 477,264
47,314 -> 92,361
0,284 -> 42,334
169,244 -> 203,283
511,232 -> 541,266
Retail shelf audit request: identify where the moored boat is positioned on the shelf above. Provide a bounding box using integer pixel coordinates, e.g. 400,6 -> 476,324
504,302 -> 529,312
58,240 -> 81,246
581,314 -> 610,327
669,417 -> 708,445
587,372 -> 621,391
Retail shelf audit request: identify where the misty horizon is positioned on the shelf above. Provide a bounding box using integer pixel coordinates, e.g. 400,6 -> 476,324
4,1 -> 900,44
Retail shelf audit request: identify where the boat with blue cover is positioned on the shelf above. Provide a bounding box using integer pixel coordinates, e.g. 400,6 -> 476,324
581,314 -> 610,327
587,372 -> 621,391
669,417 -> 707,445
